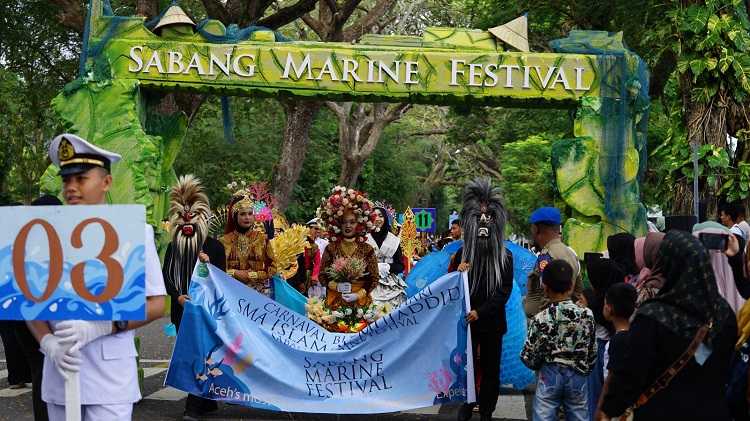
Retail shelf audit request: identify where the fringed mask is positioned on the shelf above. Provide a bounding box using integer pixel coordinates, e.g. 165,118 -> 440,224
167,175 -> 211,295
460,178 -> 508,297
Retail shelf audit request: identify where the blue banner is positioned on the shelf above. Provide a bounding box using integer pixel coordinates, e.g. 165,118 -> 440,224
166,265 -> 475,413
0,205 -> 146,320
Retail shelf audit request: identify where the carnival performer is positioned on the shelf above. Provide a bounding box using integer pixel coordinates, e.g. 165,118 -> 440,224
318,186 -> 379,311
367,206 -> 407,308
28,134 -> 166,420
449,178 -> 514,421
162,175 -> 224,419
219,190 -> 276,296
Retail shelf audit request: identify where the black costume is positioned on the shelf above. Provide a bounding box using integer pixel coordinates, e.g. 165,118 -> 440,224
451,179 -> 514,421
450,248 -> 513,416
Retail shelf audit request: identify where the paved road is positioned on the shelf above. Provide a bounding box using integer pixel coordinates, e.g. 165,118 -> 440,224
0,318 -> 533,420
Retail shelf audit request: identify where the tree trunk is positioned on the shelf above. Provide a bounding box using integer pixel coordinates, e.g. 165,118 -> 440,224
339,155 -> 367,186
272,100 -> 321,211
330,102 -> 410,187
671,85 -> 729,218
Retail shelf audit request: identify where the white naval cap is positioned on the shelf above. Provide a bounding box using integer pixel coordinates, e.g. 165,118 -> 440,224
48,133 -> 122,177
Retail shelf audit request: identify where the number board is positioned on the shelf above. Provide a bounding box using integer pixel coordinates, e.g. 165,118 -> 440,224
0,205 -> 147,321
412,208 -> 437,233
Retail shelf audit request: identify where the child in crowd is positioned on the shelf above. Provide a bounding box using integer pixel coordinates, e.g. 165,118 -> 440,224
602,283 -> 637,380
521,259 -> 597,421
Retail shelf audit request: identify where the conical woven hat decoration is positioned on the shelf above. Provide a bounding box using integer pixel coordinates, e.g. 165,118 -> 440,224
488,14 -> 529,52
154,4 -> 196,32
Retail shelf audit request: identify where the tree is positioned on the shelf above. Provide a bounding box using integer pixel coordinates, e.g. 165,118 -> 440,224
42,0 -> 321,210
0,1 -> 79,203
284,0 -> 399,196
326,102 -> 410,185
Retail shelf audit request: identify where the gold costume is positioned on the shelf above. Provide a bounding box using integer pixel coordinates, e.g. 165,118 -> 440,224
219,230 -> 276,296
319,240 -> 379,309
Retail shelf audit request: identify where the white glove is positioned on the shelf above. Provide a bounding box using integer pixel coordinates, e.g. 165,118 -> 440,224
54,320 -> 113,354
341,293 -> 360,303
378,263 -> 390,278
40,334 -> 82,380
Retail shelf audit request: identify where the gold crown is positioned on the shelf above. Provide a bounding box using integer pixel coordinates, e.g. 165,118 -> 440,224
233,195 -> 254,213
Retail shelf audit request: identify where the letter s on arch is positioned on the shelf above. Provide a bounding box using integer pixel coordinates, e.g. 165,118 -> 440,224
129,46 -> 144,72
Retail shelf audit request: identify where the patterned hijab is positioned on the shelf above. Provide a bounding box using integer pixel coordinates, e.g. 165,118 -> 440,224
637,230 -> 732,347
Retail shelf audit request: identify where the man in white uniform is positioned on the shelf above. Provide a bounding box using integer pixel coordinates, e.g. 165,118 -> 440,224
27,133 -> 166,420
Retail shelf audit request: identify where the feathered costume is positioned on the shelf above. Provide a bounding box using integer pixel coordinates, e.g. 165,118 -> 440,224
161,175 -> 225,414
450,178 -> 514,420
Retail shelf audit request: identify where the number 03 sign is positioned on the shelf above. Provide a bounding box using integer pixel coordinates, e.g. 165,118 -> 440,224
0,205 -> 147,321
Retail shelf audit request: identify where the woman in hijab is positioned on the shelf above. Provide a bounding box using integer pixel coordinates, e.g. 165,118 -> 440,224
367,207 -> 406,308
693,221 -> 745,313
633,232 -> 666,306
607,233 -> 639,282
598,230 -> 737,421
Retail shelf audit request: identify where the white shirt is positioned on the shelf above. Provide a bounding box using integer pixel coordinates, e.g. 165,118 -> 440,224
315,237 -> 329,257
43,224 -> 166,405
737,220 -> 750,242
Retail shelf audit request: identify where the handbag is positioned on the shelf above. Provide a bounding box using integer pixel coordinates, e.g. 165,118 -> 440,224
597,321 -> 712,421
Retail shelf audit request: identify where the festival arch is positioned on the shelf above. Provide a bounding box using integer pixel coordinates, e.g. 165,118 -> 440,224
41,0 -> 651,255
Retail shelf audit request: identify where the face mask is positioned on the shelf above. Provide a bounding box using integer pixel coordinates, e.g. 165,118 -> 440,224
478,213 -> 491,238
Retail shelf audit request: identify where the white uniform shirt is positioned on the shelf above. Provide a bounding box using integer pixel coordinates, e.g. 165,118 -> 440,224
42,224 -> 166,405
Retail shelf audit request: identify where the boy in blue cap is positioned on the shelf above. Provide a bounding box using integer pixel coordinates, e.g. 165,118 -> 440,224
524,207 -> 582,318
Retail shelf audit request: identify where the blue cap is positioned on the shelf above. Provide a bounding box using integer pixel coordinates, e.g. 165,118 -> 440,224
529,207 -> 561,225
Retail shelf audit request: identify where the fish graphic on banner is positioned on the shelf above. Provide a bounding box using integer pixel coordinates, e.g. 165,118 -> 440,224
166,265 -> 476,413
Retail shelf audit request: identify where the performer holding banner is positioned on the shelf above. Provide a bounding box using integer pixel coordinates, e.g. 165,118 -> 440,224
367,206 -> 407,309
162,175 -> 225,420
219,190 -> 276,296
450,179 -> 514,421
27,134 -> 166,421
318,186 -> 380,313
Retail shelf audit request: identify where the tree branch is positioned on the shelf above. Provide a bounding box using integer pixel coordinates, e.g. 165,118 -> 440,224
49,0 -> 85,33
200,0 -> 229,22
301,14 -> 326,39
135,0 -> 159,19
341,0 -> 396,42
257,0 -> 319,29
325,101 -> 349,121
338,0 -> 364,25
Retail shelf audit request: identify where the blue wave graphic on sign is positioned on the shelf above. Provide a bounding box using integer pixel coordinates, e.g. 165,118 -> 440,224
0,245 -> 146,320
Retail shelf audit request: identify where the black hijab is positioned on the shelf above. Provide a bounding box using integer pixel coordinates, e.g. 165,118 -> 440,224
607,232 -> 638,276
638,230 -> 732,346
371,207 -> 391,247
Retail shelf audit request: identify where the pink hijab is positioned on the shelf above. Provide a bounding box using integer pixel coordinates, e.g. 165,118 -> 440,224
693,221 -> 745,313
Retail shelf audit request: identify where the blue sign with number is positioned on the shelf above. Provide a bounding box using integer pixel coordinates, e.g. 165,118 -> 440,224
412,208 -> 437,233
0,205 -> 146,321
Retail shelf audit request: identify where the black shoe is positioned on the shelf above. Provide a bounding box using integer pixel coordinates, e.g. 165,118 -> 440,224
457,403 -> 475,421
479,412 -> 493,421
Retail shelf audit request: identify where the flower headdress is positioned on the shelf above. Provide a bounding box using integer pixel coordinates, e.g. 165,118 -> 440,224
319,186 -> 377,242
